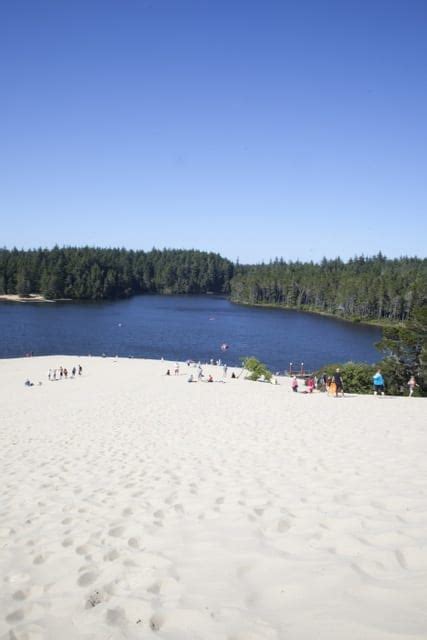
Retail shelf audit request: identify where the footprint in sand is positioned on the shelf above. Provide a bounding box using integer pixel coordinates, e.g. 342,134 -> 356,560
147,582 -> 161,594
108,526 -> 126,537
78,571 -> 99,587
11,585 -> 43,601
6,609 -> 26,623
395,548 -> 408,570
75,545 -> 90,556
128,537 -> 142,549
62,537 -> 74,547
6,603 -> 45,626
106,607 -> 127,626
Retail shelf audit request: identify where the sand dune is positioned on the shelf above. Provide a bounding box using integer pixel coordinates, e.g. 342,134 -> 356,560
1,356 -> 426,640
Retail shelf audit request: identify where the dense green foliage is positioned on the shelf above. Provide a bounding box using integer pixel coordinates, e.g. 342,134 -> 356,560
242,356 -> 272,381
376,306 -> 426,395
315,362 -> 377,394
230,254 -> 426,322
0,247 -> 234,299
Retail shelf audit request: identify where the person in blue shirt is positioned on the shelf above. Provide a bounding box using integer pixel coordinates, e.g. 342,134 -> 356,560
372,369 -> 385,395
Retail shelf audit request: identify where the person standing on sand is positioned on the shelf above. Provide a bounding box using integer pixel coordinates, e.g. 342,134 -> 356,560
407,376 -> 418,396
333,368 -> 344,397
291,376 -> 298,392
372,369 -> 385,396
78,365 -> 82,376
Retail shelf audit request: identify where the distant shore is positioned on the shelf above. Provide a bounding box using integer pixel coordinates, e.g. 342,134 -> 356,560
0,293 -> 73,303
230,299 -> 398,328
0,293 -> 53,303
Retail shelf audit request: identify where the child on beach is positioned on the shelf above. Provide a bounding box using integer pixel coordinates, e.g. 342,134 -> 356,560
291,376 -> 298,392
407,376 -> 418,396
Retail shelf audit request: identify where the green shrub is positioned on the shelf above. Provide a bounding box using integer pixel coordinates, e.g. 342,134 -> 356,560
242,356 -> 272,382
376,356 -> 411,396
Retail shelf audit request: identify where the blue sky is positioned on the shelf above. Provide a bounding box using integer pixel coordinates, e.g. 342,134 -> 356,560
1,0 -> 426,263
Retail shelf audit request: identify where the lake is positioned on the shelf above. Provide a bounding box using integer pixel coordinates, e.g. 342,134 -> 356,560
0,295 -> 382,372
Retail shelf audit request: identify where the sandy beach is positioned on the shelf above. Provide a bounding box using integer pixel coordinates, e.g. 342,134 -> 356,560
1,356 -> 426,640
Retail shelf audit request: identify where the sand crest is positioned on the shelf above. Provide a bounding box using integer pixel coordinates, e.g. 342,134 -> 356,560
1,356 -> 426,639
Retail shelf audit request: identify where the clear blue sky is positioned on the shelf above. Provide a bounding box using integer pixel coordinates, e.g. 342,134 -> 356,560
1,0 -> 426,263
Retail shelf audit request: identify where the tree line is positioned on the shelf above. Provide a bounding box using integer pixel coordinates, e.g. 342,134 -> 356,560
230,254 -> 426,322
0,247 -> 234,299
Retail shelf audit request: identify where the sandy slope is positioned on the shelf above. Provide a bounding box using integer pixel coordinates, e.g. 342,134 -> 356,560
1,356 -> 426,640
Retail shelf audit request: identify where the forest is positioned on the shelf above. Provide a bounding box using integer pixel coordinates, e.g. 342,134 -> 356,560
0,247 -> 426,324
0,247 -> 234,299
230,254 -> 426,323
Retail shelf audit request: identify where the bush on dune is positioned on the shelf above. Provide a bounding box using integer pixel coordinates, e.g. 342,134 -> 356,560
242,357 -> 273,382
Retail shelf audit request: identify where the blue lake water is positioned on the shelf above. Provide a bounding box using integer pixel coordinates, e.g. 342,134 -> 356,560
0,295 -> 382,372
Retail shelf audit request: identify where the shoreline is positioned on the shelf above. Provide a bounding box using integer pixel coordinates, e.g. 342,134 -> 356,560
0,293 -> 54,303
0,293 -> 72,303
230,298 -> 398,328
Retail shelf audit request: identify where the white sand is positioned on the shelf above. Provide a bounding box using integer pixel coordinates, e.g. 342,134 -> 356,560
1,356 -> 426,640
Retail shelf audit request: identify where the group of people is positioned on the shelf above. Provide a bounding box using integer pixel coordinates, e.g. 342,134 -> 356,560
291,375 -> 317,394
291,369 -> 345,396
166,360 -> 232,383
48,365 -> 83,381
24,364 -> 83,387
290,367 -> 419,397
